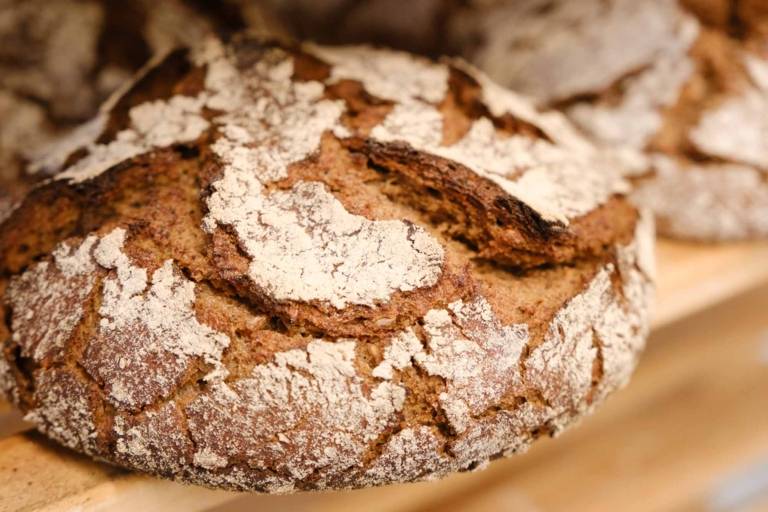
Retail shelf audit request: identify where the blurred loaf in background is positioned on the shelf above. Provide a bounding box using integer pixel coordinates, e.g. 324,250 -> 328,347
0,0 -> 281,218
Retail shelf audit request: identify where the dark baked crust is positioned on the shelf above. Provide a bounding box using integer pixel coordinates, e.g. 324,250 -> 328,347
0,36 -> 653,492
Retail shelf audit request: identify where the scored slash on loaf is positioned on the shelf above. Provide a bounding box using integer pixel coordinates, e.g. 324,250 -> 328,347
0,35 -> 654,492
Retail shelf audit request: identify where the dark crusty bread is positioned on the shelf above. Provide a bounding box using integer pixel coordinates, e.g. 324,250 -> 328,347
447,0 -> 768,240
0,36 -> 654,492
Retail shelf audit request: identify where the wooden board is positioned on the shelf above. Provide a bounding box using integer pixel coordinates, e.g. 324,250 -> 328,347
653,239 -> 768,328
1,240 -> 767,512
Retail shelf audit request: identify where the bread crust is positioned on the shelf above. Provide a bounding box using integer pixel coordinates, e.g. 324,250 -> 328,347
0,37 -> 653,492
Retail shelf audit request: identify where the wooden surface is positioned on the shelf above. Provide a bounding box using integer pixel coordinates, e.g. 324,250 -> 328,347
1,239 -> 767,512
653,240 -> 768,328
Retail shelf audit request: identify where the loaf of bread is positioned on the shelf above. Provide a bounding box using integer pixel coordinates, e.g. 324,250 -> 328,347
0,36 -> 653,492
448,0 -> 768,240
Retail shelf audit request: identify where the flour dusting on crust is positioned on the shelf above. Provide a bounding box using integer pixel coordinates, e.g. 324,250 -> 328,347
114,402 -> 192,474
56,95 -> 209,183
9,228 -> 232,409
207,176 -> 444,309
449,403 -> 552,467
451,0 -> 695,106
350,426 -> 451,487
27,114 -> 107,176
85,228 -> 230,409
8,236 -> 98,362
416,297 -> 528,433
525,270 -> 603,411
635,156 -> 768,240
200,41 -> 445,308
24,368 -> 99,455
690,86 -> 768,170
308,44 -> 449,103
598,210 -> 654,395
372,329 -> 423,380
185,339 -> 405,487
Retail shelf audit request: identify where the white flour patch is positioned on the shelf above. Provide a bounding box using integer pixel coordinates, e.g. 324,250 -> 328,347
91,228 -> 230,408
452,0 -> 696,106
113,402 -> 192,474
372,329 -> 423,380
28,114 -> 107,176
415,297 -> 528,433
308,44 -> 448,103
353,426 -> 451,486
56,95 -> 209,183
24,368 -> 99,455
186,339 -> 405,484
690,87 -> 768,170
635,155 -> 768,240
8,236 -> 99,362
208,177 -> 444,309
525,268 -> 603,411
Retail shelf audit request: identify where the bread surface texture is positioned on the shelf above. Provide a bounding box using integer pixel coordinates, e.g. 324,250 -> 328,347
0,36 -> 653,492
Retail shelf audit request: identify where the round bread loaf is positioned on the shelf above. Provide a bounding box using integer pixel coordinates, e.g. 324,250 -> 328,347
0,36 -> 654,492
448,0 -> 768,241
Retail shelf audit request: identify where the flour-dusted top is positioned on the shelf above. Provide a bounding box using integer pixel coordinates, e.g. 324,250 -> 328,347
34,37 -> 630,311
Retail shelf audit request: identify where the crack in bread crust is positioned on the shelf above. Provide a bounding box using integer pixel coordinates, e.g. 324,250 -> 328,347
0,35 -> 653,492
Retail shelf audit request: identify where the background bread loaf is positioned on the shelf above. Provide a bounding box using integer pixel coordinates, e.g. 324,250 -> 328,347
0,0 -> 283,211
447,0 -> 768,240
